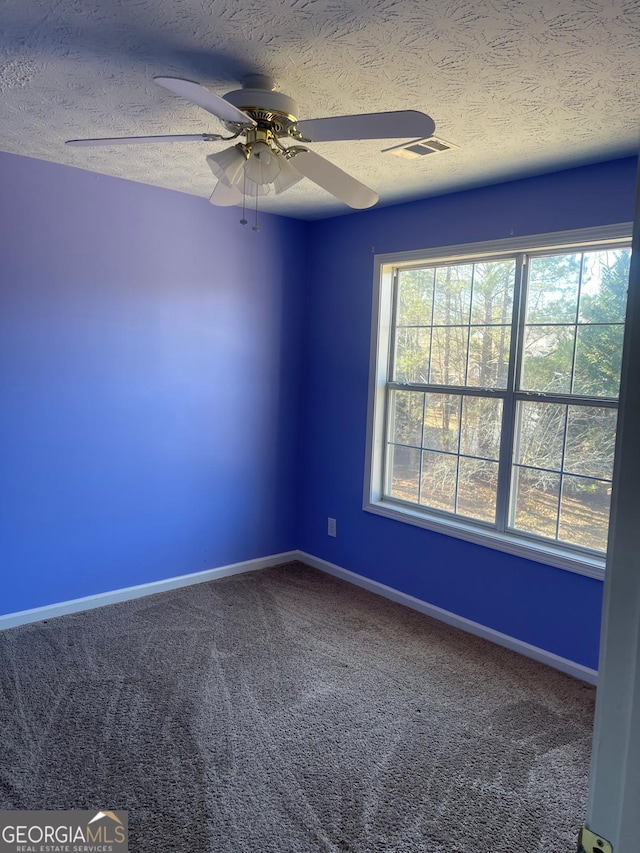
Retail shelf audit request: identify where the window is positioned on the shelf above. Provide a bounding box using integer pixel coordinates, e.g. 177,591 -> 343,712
365,226 -> 632,577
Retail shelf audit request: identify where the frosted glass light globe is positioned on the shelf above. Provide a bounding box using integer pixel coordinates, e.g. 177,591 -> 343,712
245,142 -> 282,185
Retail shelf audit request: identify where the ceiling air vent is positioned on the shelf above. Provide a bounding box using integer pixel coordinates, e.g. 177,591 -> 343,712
383,136 -> 459,160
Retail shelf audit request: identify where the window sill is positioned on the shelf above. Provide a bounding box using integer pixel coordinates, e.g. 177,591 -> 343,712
364,498 -> 606,580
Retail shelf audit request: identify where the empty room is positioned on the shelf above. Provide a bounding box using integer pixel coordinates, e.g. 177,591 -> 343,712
1,1 -> 639,852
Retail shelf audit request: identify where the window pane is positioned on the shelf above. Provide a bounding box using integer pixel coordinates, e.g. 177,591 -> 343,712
394,327 -> 431,383
526,253 -> 581,323
520,325 -> 575,393
397,268 -> 435,326
565,406 -> 617,480
430,327 -> 469,385
515,402 -> 565,471
390,390 -> 424,446
382,238 -> 628,561
470,260 -> 515,326
573,325 -> 624,397
388,445 -> 420,502
433,264 -> 473,325
457,458 -> 498,523
558,475 -> 611,552
460,397 -> 503,460
511,467 -> 561,539
467,326 -> 510,388
423,394 -> 460,452
420,450 -> 457,512
579,249 -> 630,323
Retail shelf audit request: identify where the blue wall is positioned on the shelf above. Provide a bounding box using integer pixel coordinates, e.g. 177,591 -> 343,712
297,157 -> 639,671
2,151 -> 637,671
0,152 -> 307,615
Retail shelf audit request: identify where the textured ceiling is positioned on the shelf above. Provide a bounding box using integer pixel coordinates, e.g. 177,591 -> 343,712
1,0 -> 639,219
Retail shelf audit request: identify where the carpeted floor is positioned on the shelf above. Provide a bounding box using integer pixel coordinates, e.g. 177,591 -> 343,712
0,562 -> 594,852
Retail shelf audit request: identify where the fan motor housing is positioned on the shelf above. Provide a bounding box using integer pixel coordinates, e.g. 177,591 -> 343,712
223,86 -> 299,135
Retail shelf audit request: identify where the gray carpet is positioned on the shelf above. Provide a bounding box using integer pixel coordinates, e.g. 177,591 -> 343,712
0,562 -> 594,852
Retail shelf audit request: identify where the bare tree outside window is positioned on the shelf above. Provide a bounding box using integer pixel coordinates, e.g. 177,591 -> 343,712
511,248 -> 628,549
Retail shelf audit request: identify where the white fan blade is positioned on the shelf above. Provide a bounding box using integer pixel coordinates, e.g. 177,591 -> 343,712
66,134 -> 212,147
290,149 -> 378,209
155,77 -> 256,127
296,110 -> 435,142
209,181 -> 244,207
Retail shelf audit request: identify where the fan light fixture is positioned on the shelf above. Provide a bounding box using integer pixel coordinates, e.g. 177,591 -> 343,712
206,144 -> 246,186
245,141 -> 280,184
207,140 -> 303,198
206,134 -> 303,227
272,156 -> 304,194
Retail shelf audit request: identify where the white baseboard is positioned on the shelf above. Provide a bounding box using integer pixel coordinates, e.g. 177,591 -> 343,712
296,550 -> 598,685
0,550 -> 299,631
1,548 -> 598,685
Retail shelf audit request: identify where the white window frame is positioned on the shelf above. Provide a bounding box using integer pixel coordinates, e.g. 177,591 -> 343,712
364,224 -> 633,580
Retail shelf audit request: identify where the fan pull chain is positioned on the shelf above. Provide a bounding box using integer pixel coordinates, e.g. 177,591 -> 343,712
240,165 -> 248,226
252,190 -> 260,232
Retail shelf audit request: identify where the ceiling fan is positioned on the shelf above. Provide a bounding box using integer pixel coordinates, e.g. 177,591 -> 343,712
66,75 -> 436,215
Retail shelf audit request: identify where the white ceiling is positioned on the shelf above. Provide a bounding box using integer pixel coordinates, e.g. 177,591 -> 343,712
2,0 -> 639,220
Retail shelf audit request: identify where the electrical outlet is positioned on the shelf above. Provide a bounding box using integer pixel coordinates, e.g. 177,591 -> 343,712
328,517 -> 337,537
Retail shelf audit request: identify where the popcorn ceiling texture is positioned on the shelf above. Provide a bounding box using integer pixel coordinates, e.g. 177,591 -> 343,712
1,0 -> 639,219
